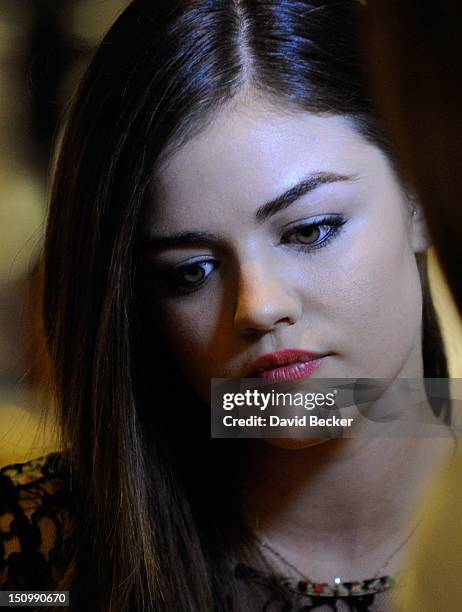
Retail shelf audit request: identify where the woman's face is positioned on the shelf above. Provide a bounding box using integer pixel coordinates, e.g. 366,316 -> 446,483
142,98 -> 429,409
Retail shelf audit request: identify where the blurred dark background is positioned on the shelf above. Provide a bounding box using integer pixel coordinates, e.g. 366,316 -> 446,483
0,0 -> 130,466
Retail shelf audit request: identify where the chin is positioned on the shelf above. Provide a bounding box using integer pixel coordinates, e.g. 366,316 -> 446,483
262,437 -> 330,450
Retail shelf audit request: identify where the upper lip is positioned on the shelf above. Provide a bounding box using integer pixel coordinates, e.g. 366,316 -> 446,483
248,349 -> 327,377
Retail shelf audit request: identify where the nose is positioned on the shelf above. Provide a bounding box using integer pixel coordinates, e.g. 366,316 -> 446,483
233,261 -> 302,336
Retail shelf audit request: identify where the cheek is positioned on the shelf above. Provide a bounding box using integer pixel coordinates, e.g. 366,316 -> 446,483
321,216 -> 422,376
154,298 -> 227,397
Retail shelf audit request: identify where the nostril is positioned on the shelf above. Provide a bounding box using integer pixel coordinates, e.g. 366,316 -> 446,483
233,267 -> 302,334
234,311 -> 298,336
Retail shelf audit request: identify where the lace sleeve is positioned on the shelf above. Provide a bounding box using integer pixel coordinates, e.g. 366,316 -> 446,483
0,453 -> 74,590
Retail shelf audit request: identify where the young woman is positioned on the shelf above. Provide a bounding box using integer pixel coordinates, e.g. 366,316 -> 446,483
0,1 -> 458,610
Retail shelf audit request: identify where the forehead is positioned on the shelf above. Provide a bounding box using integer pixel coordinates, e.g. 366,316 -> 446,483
148,101 -> 387,227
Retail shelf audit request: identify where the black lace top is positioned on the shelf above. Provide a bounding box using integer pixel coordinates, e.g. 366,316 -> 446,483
0,454 -> 407,610
0,453 -> 73,591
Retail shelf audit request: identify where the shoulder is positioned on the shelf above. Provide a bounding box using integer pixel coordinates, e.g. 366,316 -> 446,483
0,452 -> 74,590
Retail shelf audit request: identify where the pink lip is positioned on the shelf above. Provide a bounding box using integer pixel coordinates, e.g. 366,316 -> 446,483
249,349 -> 327,382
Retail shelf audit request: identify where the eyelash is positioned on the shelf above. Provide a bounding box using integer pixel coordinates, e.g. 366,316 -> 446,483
157,214 -> 346,296
280,214 -> 346,252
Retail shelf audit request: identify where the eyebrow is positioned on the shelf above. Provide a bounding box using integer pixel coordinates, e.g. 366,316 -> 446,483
144,171 -> 358,250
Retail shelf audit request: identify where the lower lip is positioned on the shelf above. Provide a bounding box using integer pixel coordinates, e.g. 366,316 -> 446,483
258,358 -> 324,382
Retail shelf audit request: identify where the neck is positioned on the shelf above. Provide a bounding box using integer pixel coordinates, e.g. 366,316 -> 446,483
239,396 -> 454,582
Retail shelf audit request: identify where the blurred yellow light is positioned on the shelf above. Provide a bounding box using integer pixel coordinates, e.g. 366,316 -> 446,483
0,168 -> 45,282
428,248 -> 462,378
0,402 -> 59,468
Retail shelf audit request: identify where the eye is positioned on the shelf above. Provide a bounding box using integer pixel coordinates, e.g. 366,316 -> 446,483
159,258 -> 218,295
178,261 -> 212,284
288,225 -> 323,245
281,214 -> 346,251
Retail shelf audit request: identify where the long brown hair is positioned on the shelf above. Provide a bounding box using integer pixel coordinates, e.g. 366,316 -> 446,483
42,1 -> 448,610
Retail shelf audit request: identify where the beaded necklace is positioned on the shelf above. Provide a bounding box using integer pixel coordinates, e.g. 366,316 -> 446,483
250,427 -> 460,599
